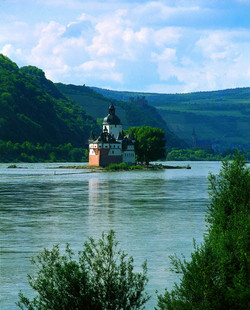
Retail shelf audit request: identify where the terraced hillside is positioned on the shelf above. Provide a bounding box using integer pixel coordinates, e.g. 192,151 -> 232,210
91,87 -> 250,150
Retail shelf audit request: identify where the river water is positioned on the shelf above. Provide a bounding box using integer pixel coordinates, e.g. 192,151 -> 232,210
0,161 -> 222,309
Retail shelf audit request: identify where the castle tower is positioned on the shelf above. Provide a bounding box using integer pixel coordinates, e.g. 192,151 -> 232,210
89,104 -> 135,167
102,104 -> 122,139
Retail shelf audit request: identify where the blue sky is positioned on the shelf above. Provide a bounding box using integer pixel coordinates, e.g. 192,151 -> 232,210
1,0 -> 250,93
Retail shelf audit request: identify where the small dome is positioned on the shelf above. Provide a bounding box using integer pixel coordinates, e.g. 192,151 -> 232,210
103,114 -> 121,125
103,104 -> 121,125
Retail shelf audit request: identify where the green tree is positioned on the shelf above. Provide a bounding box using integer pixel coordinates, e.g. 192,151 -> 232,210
17,230 -> 149,310
157,153 -> 250,310
130,126 -> 166,165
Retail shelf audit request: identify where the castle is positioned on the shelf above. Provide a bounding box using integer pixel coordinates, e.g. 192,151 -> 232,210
88,104 -> 136,167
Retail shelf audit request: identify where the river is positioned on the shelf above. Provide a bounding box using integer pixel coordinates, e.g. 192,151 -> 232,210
0,161 -> 222,309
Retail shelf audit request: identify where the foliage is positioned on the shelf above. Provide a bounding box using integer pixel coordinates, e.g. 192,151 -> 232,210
104,162 -> 144,171
129,126 -> 166,164
166,148 -> 250,161
157,153 -> 250,309
0,140 -> 88,162
17,230 -> 149,310
0,54 -> 99,147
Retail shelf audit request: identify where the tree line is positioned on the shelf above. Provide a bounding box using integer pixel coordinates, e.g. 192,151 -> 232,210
166,148 -> 250,161
1,131 -> 249,164
0,140 -> 88,163
0,126 -> 166,164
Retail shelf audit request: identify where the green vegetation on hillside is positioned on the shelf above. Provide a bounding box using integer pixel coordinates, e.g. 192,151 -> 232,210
0,54 -> 99,148
0,54 -> 186,164
157,154 -> 250,309
92,87 -> 250,150
17,231 -> 149,310
57,83 -> 186,149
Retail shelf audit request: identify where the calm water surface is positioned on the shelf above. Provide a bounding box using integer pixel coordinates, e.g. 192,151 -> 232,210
0,161 -> 222,309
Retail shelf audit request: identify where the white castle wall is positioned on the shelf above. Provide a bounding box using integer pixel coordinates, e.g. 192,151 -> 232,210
103,124 -> 122,139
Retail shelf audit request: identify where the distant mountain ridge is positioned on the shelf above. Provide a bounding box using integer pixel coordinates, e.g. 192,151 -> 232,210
91,87 -> 250,150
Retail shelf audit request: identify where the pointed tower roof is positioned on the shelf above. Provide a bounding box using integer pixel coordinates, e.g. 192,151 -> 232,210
117,131 -> 124,140
88,131 -> 96,143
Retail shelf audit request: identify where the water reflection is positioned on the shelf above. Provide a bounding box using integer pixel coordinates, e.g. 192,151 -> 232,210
88,178 -> 117,230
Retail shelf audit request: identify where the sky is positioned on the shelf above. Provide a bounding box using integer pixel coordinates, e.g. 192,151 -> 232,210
1,0 -> 250,93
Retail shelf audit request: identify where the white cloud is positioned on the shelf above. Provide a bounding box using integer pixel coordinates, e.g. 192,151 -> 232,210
0,21 -> 31,45
1,1 -> 250,92
30,22 -> 66,67
147,26 -> 250,92
153,27 -> 182,46
79,60 -> 115,71
152,48 -> 177,62
196,31 -> 240,61
1,44 -> 13,56
77,60 -> 123,83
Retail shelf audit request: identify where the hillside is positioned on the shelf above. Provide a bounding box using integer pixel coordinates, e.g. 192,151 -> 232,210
56,83 -> 186,148
91,87 -> 250,150
0,54 -> 99,147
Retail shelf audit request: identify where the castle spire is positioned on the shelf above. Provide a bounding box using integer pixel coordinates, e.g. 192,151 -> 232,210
109,103 -> 115,115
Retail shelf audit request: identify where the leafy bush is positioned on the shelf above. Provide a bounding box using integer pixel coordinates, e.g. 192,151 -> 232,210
17,230 -> 149,310
157,153 -> 250,309
104,162 -> 144,170
129,126 -> 166,164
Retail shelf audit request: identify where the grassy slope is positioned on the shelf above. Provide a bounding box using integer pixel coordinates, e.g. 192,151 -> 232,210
91,87 -> 250,150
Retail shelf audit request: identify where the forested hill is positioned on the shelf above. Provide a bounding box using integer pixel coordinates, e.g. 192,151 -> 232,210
56,83 -> 186,148
91,87 -> 250,151
0,54 -> 185,152
0,54 -> 99,147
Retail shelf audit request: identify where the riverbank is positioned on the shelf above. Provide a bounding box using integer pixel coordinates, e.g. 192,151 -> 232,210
7,163 -> 191,171
56,163 -> 191,171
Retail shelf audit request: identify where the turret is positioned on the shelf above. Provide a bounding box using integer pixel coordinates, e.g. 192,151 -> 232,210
102,104 -> 122,138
